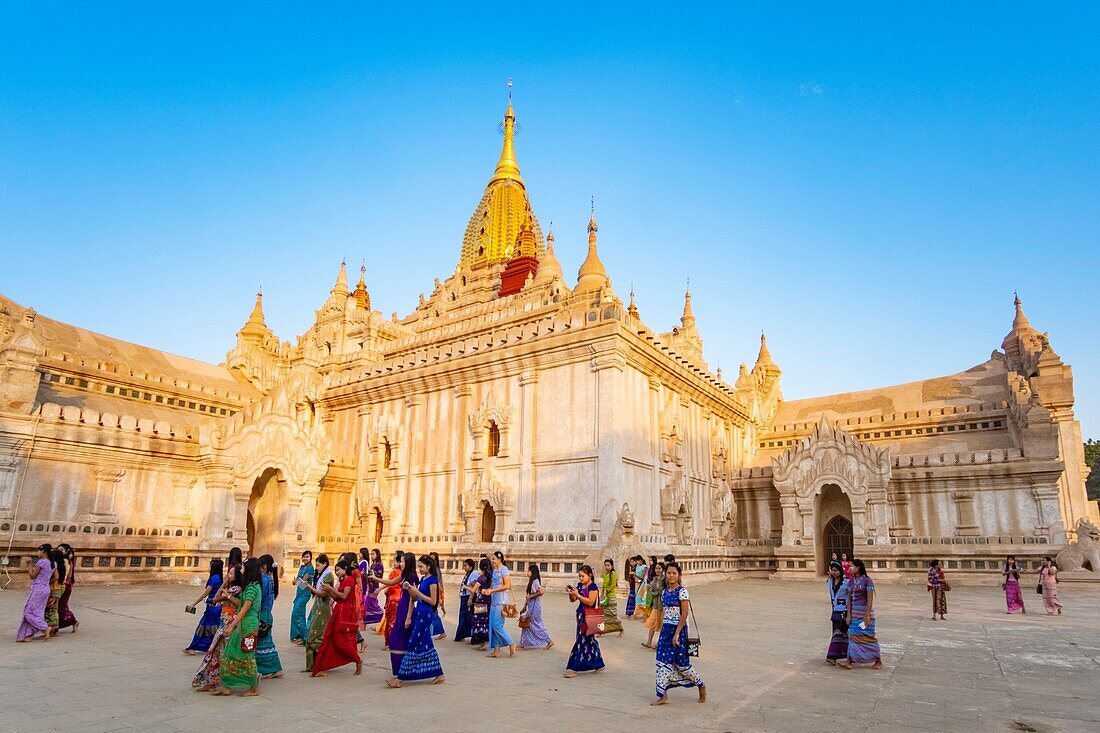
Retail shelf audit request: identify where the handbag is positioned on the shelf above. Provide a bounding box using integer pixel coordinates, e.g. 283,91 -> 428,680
943,580 -> 951,592
240,632 -> 257,653
258,621 -> 272,639
685,589 -> 701,657
518,612 -> 531,629
1036,583 -> 1043,595
583,589 -> 606,636
502,603 -> 518,618
473,603 -> 488,615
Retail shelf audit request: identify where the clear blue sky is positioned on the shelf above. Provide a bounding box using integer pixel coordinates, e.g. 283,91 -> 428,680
2,4 -> 1097,437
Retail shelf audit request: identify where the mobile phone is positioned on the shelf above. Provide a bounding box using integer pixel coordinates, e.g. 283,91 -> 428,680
185,605 -> 197,614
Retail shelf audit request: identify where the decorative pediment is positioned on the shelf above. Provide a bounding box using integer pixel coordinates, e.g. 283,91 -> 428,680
460,466 -> 514,516
201,371 -> 331,487
772,418 -> 891,499
467,386 -> 513,431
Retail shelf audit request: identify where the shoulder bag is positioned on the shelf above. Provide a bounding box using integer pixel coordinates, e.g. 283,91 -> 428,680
583,588 -> 606,636
684,588 -> 701,657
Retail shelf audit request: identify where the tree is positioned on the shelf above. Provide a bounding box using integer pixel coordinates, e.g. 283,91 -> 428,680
1085,439 -> 1100,502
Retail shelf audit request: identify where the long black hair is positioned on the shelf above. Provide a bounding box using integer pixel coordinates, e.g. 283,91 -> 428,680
259,554 -> 279,598
399,551 -> 418,584
49,548 -> 65,583
851,558 -> 868,578
359,547 -> 370,562
370,548 -> 381,564
526,563 -> 542,594
208,558 -> 224,586
419,554 -> 440,580
227,546 -> 243,570
58,543 -> 75,582
492,550 -> 507,566
578,564 -> 595,585
478,556 -> 492,585
242,557 -> 262,587
314,553 -> 330,585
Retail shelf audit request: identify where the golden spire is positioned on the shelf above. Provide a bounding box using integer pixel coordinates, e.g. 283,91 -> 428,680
490,79 -> 524,187
1013,291 -> 1031,329
515,208 -> 537,258
681,285 -> 696,329
331,259 -> 349,296
627,286 -> 639,319
237,289 -> 270,342
533,225 -> 563,284
754,331 -> 779,374
460,82 -> 544,266
353,262 -> 371,310
576,199 -> 609,293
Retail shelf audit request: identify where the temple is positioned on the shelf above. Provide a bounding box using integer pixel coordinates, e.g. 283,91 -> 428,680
1,94 -> 1095,584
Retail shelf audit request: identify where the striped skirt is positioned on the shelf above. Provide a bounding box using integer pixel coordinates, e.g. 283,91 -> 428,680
846,616 -> 880,665
827,611 -> 848,660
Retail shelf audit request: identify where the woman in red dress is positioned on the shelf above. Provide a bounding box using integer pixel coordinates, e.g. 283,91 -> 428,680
377,550 -> 404,645
310,560 -> 363,677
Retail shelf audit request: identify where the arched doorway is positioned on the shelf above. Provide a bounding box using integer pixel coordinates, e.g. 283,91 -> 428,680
815,483 -> 853,575
247,467 -> 288,560
480,501 -> 496,543
371,507 -> 384,544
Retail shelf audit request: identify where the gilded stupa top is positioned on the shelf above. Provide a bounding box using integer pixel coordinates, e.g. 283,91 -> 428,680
460,90 -> 545,267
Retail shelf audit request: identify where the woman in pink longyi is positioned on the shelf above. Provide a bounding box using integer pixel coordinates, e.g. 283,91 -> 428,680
17,544 -> 54,642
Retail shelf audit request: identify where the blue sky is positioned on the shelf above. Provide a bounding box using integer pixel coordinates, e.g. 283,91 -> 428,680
2,4 -> 1098,436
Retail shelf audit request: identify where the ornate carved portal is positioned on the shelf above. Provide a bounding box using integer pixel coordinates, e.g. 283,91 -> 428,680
460,467 -> 515,543
771,418 -> 891,566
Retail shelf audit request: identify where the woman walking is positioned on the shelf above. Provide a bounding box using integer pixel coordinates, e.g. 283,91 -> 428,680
290,551 -> 315,645
651,562 -> 705,705
302,554 -> 333,672
601,558 -> 624,636
16,544 -> 53,642
429,551 -> 447,640
374,552 -> 418,677
469,557 -> 492,650
184,559 -> 225,654
633,556 -> 649,622
625,557 -> 638,619
484,551 -> 516,658
389,554 -> 446,687
45,549 -> 65,637
215,558 -> 262,696
840,552 -> 853,580
256,554 -> 283,679
1002,555 -> 1027,614
311,559 -> 363,677
838,558 -> 882,670
363,548 -> 385,627
193,564 -> 243,691
927,559 -> 947,621
564,565 -> 605,678
377,550 -> 404,642
825,561 -> 849,664
56,543 -> 78,634
642,562 -> 666,649
454,558 -> 478,642
518,564 -> 553,649
1039,556 -> 1063,615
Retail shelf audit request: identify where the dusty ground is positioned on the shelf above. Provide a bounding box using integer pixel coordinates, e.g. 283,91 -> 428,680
2,578 -> 1097,732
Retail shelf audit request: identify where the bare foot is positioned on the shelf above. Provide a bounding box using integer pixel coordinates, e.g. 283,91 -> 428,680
509,645 -> 516,657
72,622 -> 79,633
618,630 -> 624,637
836,660 -> 852,670
354,663 -> 362,676
487,651 -> 500,658
211,688 -> 231,696
563,670 -> 577,678
650,696 -> 668,706
592,667 -> 603,674
240,689 -> 259,697
313,671 -> 328,677
698,684 -> 707,703
545,641 -> 554,650
871,661 -> 883,670
385,679 -> 403,688
428,675 -> 446,685
826,659 -> 836,666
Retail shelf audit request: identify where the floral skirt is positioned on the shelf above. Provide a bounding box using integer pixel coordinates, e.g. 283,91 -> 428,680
566,621 -> 604,672
656,623 -> 703,697
931,588 -> 947,616
192,618 -> 230,688
45,587 -> 62,628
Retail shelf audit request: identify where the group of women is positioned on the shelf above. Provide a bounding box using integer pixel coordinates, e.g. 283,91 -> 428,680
178,546 -> 706,705
822,553 -> 1071,672
15,543 -> 78,641
1001,555 -> 1064,616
